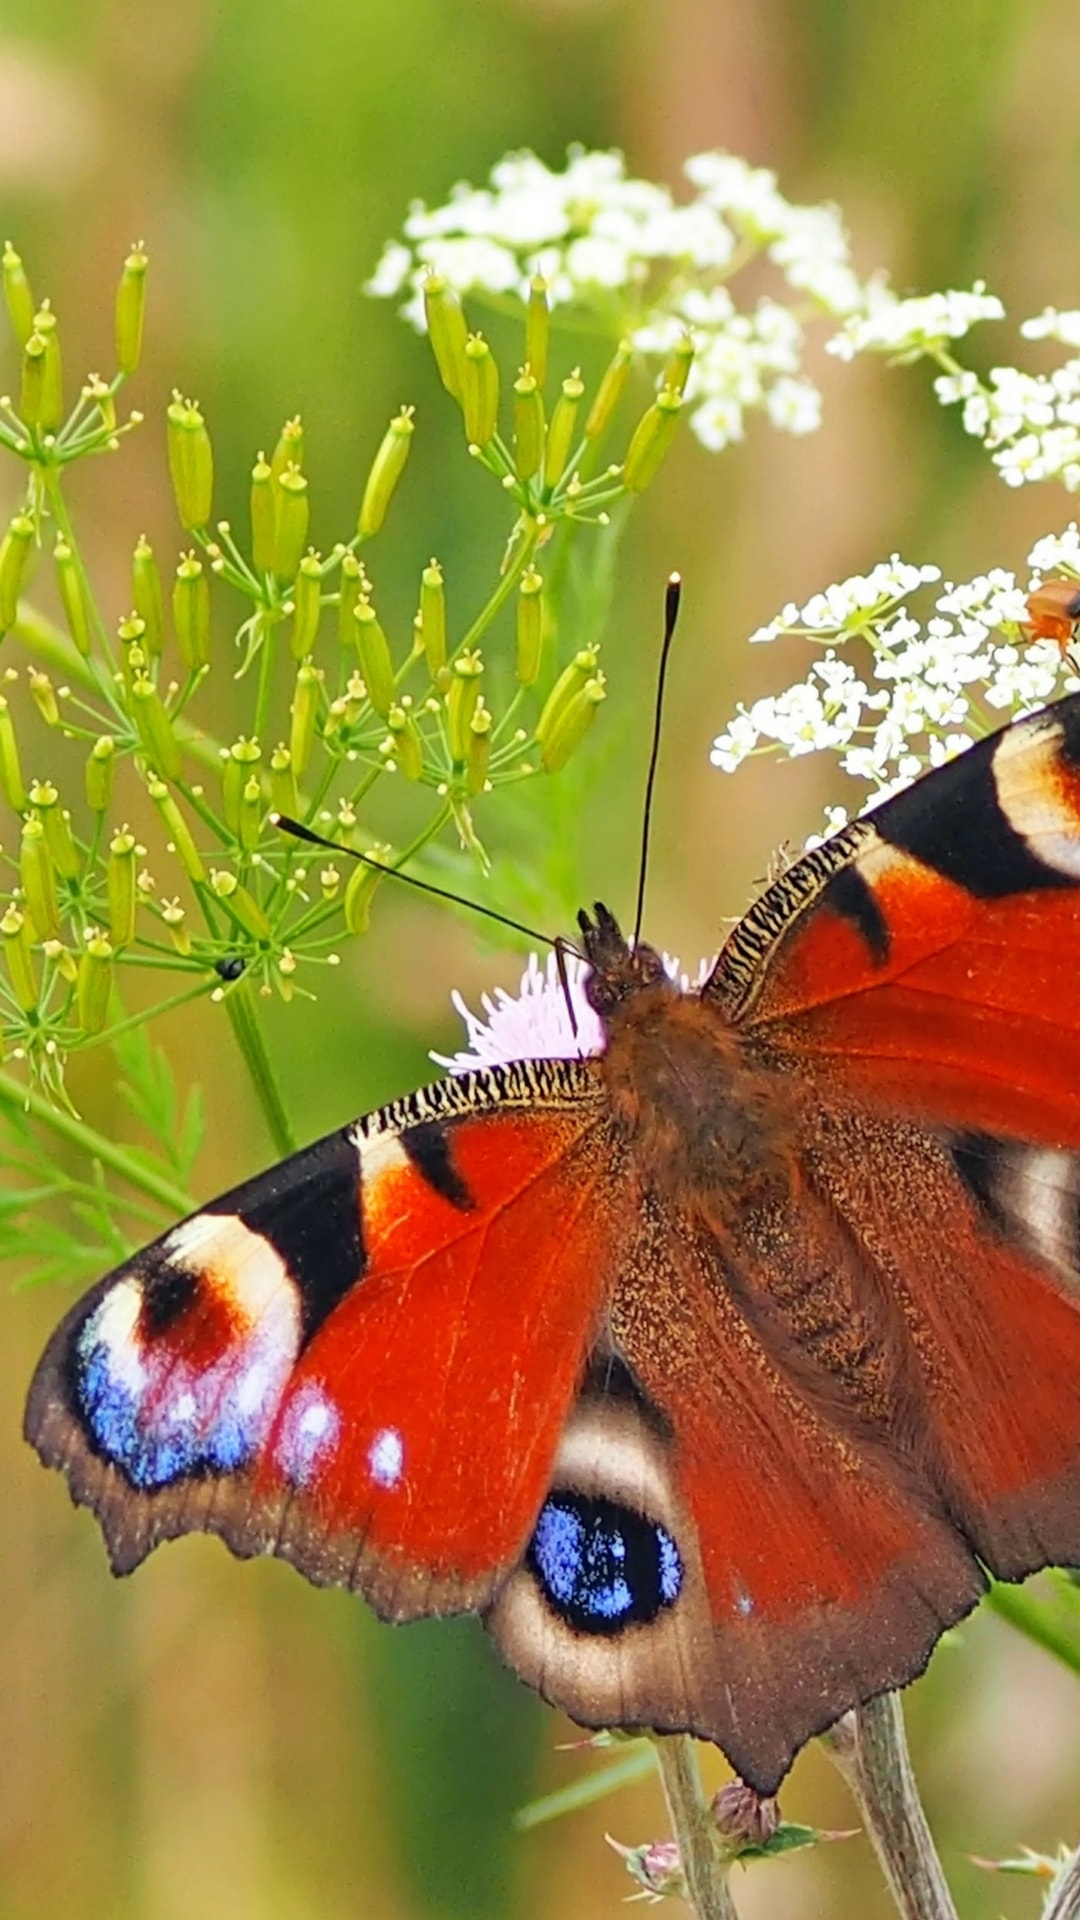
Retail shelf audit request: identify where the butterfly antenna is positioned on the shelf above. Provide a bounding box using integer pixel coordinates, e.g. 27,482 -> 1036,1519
271,815 -> 556,949
632,573 -> 682,949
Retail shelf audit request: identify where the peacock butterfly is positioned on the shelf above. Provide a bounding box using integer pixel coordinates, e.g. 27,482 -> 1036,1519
24,693 -> 1080,1794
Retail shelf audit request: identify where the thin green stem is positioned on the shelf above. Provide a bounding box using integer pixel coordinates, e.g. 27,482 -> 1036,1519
458,521 -> 539,655
0,1068 -> 193,1214
221,975 -> 296,1158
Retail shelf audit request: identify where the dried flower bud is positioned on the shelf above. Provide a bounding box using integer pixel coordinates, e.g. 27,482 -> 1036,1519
173,553 -> 210,670
85,736 -> 115,813
29,669 -> 60,728
513,371 -> 544,482
544,370 -> 585,491
131,535 -> 164,659
20,814 -> 60,939
525,275 -> 550,390
270,415 -> 303,483
222,737 -> 262,830
273,464 -> 309,580
290,551 -> 323,659
462,333 -> 499,447
622,387 -> 683,492
711,1782 -> 780,1851
2,242 -> 35,347
422,273 -> 468,399
77,930 -> 114,1034
585,339 -> 632,440
606,1837 -> 684,1899
358,407 -> 415,539
447,648 -> 483,760
386,703 -> 422,780
465,704 -> 491,794
269,743 -> 298,819
30,780 -> 79,879
209,867 -> 270,938
537,670 -> 606,772
115,245 -> 148,376
0,512 -> 35,632
147,776 -> 206,882
0,696 -> 26,811
420,560 -> 446,679
516,566 -> 544,685
166,393 -> 214,530
352,598 -> 395,716
1,904 -> 38,1012
131,675 -> 181,780
289,661 -> 321,777
343,844 -> 392,934
107,829 -> 138,947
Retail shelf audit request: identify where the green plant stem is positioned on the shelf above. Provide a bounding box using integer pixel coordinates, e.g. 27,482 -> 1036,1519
458,521 -> 539,654
221,975 -> 296,1158
985,1577 -> 1080,1678
0,1068 -> 193,1215
652,1735 -> 738,1920
823,1694 -> 957,1920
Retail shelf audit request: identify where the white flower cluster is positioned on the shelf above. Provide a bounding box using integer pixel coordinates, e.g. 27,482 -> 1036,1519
712,536 -> 1080,818
827,283 -> 1004,362
368,146 -> 876,454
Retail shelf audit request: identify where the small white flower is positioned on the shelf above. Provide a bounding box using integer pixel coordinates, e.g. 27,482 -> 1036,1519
828,284 -> 1004,362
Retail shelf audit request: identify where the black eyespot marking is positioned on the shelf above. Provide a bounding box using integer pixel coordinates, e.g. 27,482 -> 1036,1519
528,1491 -> 683,1636
211,1131 -> 363,1337
877,732 -> 1072,896
947,1132 -> 1010,1234
401,1121 -> 475,1210
139,1263 -> 198,1337
822,865 -> 890,966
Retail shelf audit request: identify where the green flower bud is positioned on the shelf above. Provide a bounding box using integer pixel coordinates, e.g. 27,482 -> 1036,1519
131,674 -> 181,780
422,274 -> 468,399
86,736 -> 115,813
622,387 -> 683,492
166,393 -> 214,530
20,331 -> 47,429
130,535 -> 164,658
222,737 -> 261,831
337,550 -> 365,648
43,937 -> 78,985
117,613 -> 146,692
461,334 -> 499,447
538,672 -> 606,772
115,244 -> 148,376
516,567 -> 544,686
161,897 -> 191,956
661,333 -> 695,398
249,455 -> 276,573
289,661 -> 321,777
0,512 -> 35,631
358,406 -> 415,539
147,776 -> 206,883
343,845 -> 392,934
273,464 -> 308,580
173,553 -> 210,670
269,744 -> 298,819
386,703 -> 423,780
2,242 -> 34,347
585,339 -> 633,440
209,868 -> 270,939
238,773 -> 263,852
420,560 -> 446,678
352,598 -> 395,716
77,930 -> 114,1034
535,645 -> 600,746
544,370 -> 585,491
525,275 -> 550,391
29,669 -> 60,728
270,415 -> 303,483
54,538 -> 92,657
1,905 -> 38,1012
30,303 -> 63,430
447,648 -> 483,761
290,551 -> 323,659
0,696 -> 26,811
513,371 -> 544,483
107,830 -> 138,947
20,814 -> 60,939
84,372 -> 115,434
30,780 -> 79,879
466,704 -> 491,795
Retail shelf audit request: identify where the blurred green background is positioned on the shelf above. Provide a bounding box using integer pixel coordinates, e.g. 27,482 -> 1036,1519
3,1 -> 1080,1916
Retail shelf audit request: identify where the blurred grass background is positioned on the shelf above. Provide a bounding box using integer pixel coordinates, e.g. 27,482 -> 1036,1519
3,1 -> 1080,1916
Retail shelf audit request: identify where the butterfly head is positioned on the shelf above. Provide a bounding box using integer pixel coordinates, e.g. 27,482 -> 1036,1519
577,903 -> 672,1019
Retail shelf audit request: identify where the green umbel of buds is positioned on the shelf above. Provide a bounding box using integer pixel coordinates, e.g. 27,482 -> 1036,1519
536,645 -> 601,747
271,415 -> 303,483
0,697 -> 26,811
447,649 -> 483,761
0,512 -> 34,632
20,815 -> 60,940
352,598 -> 395,716
2,243 -> 34,347
222,737 -> 262,831
29,670 -> 60,728
77,931 -> 114,1035
462,334 -> 499,447
585,340 -> 633,440
115,245 -> 148,376
86,736 -> 115,813
516,567 -> 544,685
544,371 -> 585,491
344,845 -> 392,934
250,456 -> 276,573
290,552 -> 323,659
359,407 -> 415,539
131,675 -> 181,780
337,551 -> 364,647
289,662 -> 321,777
537,671 -> 606,772
132,536 -> 164,658
107,830 -> 138,947
273,465 -> 309,580
525,276 -> 550,391
422,274 -> 468,399
54,539 -> 92,657
622,388 -> 684,492
386,704 -> 423,780
166,394 -> 214,530
30,781 -> 79,880
25,303 -> 62,430
420,561 -> 446,678
513,372 -> 544,483
269,744 -> 298,819
466,705 -> 491,795
210,869 -> 270,940
2,906 -> 38,1012
173,554 -> 210,670
147,777 -> 206,883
